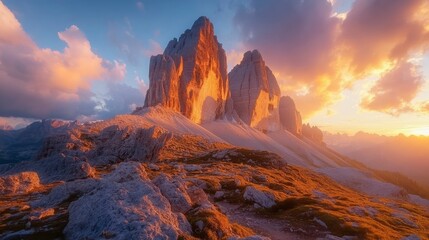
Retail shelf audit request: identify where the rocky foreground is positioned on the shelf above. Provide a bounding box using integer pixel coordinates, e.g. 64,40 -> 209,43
1,112 -> 428,240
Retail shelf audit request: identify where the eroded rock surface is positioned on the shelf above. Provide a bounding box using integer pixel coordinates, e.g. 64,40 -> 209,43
0,171 -> 40,195
64,162 -> 190,239
229,50 -> 281,131
279,96 -> 302,135
145,16 -> 232,123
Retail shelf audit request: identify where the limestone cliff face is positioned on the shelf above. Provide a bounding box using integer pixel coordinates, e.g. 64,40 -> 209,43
144,55 -> 181,112
144,16 -> 231,123
144,18 -> 304,134
228,50 -> 281,131
279,96 -> 302,135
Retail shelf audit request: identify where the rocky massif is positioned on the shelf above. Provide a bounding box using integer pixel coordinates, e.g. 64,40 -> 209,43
228,50 -> 281,131
144,17 -> 306,135
144,16 -> 231,123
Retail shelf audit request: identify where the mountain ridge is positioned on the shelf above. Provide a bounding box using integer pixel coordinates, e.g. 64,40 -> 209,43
1,108 -> 428,239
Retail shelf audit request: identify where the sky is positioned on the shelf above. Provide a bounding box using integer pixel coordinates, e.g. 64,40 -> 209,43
0,0 -> 429,136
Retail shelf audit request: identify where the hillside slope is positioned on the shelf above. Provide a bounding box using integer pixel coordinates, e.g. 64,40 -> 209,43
1,108 -> 429,239
202,119 -> 429,205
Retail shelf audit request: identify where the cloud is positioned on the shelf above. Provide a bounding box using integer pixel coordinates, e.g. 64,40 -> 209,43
144,40 -> 163,57
420,102 -> 429,113
108,20 -> 145,65
108,20 -> 162,65
103,60 -> 127,81
135,74 -> 149,94
341,0 -> 429,75
96,82 -> 145,119
0,118 -> 13,130
360,61 -> 423,115
0,117 -> 35,130
136,1 -> 144,11
234,0 -> 339,82
0,2 -> 126,120
233,0 -> 429,118
233,0 -> 343,118
226,47 -> 246,71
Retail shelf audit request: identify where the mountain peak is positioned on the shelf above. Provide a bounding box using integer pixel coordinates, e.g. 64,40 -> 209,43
145,16 -> 232,123
242,49 -> 263,63
191,16 -> 213,31
229,50 -> 281,131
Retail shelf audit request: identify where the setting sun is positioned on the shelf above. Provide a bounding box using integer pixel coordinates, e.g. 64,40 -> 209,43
407,126 -> 429,136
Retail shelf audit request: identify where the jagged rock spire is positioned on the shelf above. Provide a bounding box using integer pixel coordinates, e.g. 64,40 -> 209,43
279,96 -> 302,135
144,16 -> 232,123
228,49 -> 281,131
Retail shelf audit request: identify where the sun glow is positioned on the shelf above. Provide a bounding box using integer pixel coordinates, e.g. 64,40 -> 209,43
407,126 -> 429,136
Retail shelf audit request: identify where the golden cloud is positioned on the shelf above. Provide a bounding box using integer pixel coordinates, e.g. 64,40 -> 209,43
234,0 -> 429,118
360,61 -> 423,115
0,1 -> 126,119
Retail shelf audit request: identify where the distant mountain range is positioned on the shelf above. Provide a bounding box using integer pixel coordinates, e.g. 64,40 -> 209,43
325,131 -> 429,188
0,120 -> 76,164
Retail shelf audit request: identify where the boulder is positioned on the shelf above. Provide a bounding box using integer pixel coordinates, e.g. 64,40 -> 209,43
152,173 -> 193,213
243,186 -> 276,208
0,171 -> 40,195
64,162 -> 191,239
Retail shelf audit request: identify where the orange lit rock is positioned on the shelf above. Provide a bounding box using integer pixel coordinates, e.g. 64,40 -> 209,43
144,16 -> 232,123
144,55 -> 181,112
228,50 -> 281,131
0,172 -> 40,195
